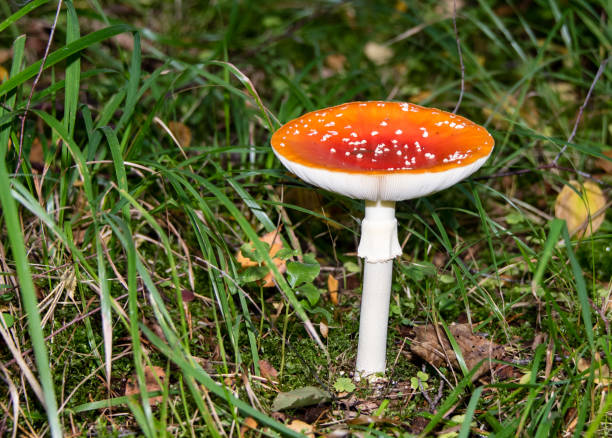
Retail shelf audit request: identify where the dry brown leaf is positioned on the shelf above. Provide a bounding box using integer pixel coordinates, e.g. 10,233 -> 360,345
287,419 -> 314,438
29,137 -> 44,166
125,365 -> 166,405
410,323 -> 505,380
168,121 -> 192,147
364,42 -> 393,65
327,274 -> 339,305
554,180 -> 606,238
236,229 -> 286,287
320,321 -> 329,338
595,149 -> 612,174
576,354 -> 611,385
258,359 -> 278,381
240,417 -> 258,435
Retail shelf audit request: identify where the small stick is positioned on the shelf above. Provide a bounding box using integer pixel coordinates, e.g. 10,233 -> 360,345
552,56 -> 610,165
16,0 -> 64,175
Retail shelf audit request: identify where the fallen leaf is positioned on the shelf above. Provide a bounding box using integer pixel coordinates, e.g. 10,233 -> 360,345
240,417 -> 258,435
410,323 -> 505,380
554,180 -> 606,238
258,359 -> 278,381
168,121 -> 192,147
595,149 -> 612,174
576,354 -> 611,385
328,274 -> 339,305
271,386 -> 331,411
125,365 -> 166,405
236,229 -> 287,287
29,137 -> 44,167
364,42 -> 393,65
320,321 -> 329,338
287,419 -> 314,438
395,1 -> 408,13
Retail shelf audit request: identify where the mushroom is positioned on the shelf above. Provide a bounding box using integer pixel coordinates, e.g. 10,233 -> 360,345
270,101 -> 494,378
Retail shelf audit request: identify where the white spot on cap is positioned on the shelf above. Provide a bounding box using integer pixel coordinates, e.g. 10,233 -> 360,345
330,148 -> 336,153
380,121 -> 388,126
395,129 -> 402,135
280,143 -> 285,147
356,153 -> 363,159
371,131 -> 379,136
325,122 -> 336,127
350,132 -> 358,137
336,113 -> 343,117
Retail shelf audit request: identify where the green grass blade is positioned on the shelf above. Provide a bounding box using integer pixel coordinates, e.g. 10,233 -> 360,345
0,36 -> 61,438
0,0 -> 49,33
561,224 -> 595,351
0,24 -> 132,99
458,386 -> 483,438
141,325 -> 305,438
531,218 -> 565,294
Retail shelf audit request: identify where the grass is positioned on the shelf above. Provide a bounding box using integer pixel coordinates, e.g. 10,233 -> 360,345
0,0 -> 611,436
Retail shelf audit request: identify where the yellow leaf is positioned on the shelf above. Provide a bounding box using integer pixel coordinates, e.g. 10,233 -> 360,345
395,1 -> 408,13
0,66 -> 8,83
168,121 -> 192,147
327,274 -> 339,305
287,419 -> 314,438
554,180 -> 606,238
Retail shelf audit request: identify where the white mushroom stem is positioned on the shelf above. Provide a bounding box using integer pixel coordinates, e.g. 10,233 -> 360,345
355,200 -> 401,377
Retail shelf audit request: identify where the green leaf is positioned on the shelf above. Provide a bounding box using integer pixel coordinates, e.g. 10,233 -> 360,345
417,371 -> 429,381
287,253 -> 320,287
238,266 -> 269,284
344,261 -> 360,273
271,386 -> 331,411
298,283 -> 321,307
333,378 -> 356,393
1,312 -> 14,328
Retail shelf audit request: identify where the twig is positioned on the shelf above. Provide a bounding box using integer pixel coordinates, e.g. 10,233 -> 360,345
452,0 -> 464,114
16,0 -> 63,175
552,56 -> 610,165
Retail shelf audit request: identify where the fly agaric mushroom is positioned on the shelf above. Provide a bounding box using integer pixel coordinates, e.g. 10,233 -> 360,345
270,101 -> 494,378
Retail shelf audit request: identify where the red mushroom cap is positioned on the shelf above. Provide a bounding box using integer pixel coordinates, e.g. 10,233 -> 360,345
271,101 -> 494,201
